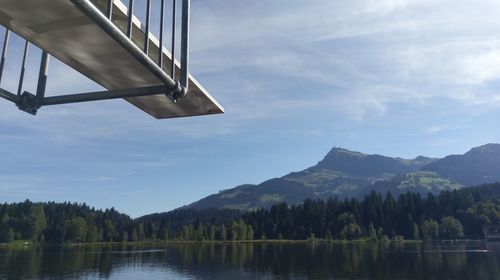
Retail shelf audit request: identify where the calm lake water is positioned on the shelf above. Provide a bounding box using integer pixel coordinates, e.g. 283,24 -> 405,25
0,241 -> 499,280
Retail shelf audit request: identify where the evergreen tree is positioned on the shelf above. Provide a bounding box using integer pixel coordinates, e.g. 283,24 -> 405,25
209,225 -> 216,241
195,222 -> 205,241
412,223 -> 420,240
121,231 -> 129,242
137,223 -> 145,241
67,217 -> 87,242
422,219 -> 439,240
238,219 -> 247,241
131,228 -> 138,242
247,225 -> 254,240
0,214 -> 11,243
367,222 -> 377,242
440,217 -> 464,239
87,225 -> 99,242
6,228 -> 14,243
231,221 -> 238,241
220,225 -> 227,241
159,222 -> 169,241
103,220 -> 115,242
325,229 -> 333,241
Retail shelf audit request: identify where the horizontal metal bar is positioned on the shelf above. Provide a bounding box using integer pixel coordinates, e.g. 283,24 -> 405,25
0,88 -> 20,103
40,85 -> 172,106
70,0 -> 177,89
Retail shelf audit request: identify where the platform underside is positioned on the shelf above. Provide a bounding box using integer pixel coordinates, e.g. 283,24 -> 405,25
0,0 -> 223,119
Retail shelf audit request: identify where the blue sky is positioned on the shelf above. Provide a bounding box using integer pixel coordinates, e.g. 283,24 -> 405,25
1,0 -> 499,217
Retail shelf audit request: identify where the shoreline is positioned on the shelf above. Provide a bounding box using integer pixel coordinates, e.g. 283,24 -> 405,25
1,238 -> 485,248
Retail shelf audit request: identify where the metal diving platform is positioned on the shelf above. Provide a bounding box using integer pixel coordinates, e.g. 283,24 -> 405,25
0,0 -> 224,119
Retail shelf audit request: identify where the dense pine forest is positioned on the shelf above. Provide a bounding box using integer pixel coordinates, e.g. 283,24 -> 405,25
1,183 -> 500,244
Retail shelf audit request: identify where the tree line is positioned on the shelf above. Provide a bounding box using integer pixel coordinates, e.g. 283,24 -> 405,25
1,183 -> 500,243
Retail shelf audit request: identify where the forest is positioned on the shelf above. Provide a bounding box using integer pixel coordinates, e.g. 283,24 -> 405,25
1,182 -> 499,243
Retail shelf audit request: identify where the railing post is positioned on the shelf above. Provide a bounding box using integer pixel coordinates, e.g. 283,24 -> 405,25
159,0 -> 165,68
17,41 -> 29,96
170,0 -> 177,79
107,0 -> 113,19
127,0 -> 134,38
0,29 -> 10,85
36,51 -> 50,99
180,0 -> 189,90
144,0 -> 151,55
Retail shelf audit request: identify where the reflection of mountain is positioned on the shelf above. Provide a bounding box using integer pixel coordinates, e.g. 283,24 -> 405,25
187,144 -> 500,211
0,243 -> 495,280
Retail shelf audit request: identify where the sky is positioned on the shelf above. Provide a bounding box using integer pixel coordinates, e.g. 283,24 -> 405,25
1,0 -> 499,217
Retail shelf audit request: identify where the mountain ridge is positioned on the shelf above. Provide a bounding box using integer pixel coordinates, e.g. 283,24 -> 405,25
186,144 -> 500,211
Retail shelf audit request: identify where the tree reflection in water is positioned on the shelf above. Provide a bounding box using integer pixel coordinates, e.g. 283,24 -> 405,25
0,242 -> 499,279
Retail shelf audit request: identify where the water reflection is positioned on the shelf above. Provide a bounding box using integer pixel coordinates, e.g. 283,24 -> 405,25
0,242 -> 499,280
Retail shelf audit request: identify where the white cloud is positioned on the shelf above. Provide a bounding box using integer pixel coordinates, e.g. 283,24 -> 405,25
190,0 -> 500,120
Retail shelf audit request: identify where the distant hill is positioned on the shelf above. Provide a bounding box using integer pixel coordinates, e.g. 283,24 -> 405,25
186,144 -> 500,211
421,143 -> 500,186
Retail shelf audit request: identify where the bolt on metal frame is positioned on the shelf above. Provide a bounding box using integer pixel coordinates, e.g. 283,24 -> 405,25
0,0 -> 191,115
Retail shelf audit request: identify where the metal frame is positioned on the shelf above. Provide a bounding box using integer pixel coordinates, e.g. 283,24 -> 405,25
0,0 -> 192,115
1,85 -> 177,115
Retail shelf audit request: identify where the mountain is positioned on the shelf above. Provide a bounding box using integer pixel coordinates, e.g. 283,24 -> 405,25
421,143 -> 500,186
186,144 -> 500,211
315,148 -> 433,178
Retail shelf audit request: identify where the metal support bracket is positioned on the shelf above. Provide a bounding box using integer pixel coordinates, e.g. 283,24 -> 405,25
0,85 -> 175,115
17,92 -> 40,115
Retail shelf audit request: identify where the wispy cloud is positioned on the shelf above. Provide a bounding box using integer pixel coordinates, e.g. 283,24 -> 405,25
190,0 -> 500,121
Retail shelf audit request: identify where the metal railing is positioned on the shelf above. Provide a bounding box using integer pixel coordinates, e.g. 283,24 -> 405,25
0,0 -> 191,115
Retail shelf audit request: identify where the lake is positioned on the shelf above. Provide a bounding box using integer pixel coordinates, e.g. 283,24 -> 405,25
0,241 -> 499,279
